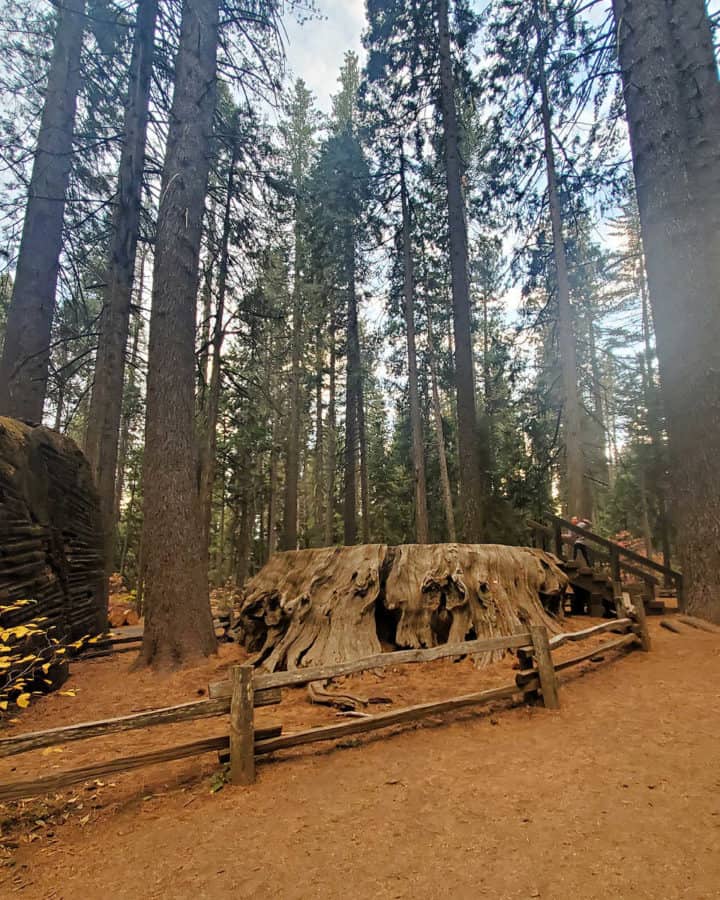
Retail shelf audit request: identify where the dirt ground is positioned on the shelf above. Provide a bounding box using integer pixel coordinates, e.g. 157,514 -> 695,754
1,619 -> 719,899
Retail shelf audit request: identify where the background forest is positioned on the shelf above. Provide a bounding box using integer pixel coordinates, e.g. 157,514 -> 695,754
0,0 -> 719,661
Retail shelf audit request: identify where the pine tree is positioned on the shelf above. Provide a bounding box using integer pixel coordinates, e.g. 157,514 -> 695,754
613,0 -> 720,620
0,0 -> 85,420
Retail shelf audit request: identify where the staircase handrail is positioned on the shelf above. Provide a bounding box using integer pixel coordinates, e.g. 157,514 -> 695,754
528,515 -> 682,585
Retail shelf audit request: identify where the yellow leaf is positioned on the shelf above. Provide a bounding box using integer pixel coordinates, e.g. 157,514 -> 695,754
0,701 -> 7,710
55,648 -> 67,655
59,690 -> 76,697
41,663 -> 51,673
16,693 -> 31,709
41,747 -> 63,756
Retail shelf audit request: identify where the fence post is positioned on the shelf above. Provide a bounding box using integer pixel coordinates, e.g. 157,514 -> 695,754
229,664 -> 255,785
631,592 -> 651,652
530,625 -> 560,709
554,522 -> 564,559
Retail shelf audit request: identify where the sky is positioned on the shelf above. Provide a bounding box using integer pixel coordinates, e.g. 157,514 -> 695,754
281,1 -> 367,113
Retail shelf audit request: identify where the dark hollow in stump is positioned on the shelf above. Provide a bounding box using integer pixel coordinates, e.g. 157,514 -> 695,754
0,418 -> 107,647
231,543 -> 567,671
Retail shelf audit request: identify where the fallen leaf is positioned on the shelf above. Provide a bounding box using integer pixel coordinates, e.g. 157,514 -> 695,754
58,690 -> 76,697
16,693 -> 31,709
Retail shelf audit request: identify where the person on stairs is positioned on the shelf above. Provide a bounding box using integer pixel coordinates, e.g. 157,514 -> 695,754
572,516 -> 593,567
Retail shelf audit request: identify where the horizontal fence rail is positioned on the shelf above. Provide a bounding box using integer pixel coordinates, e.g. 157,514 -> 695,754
0,607 -> 650,801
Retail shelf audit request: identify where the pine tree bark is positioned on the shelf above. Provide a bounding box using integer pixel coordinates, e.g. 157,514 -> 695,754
280,240 -> 303,550
400,147 -> 429,543
139,0 -> 219,665
436,0 -> 483,541
536,25 -> 586,518
313,324 -> 325,539
0,0 -> 85,421
426,295 -> 456,542
113,297 -> 143,526
613,0 -> 720,620
85,0 -> 158,569
343,238 -> 361,545
324,312 -> 337,545
199,138 -> 238,548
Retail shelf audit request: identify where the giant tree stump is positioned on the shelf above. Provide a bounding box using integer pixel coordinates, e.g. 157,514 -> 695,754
233,543 -> 567,671
0,417 -> 107,641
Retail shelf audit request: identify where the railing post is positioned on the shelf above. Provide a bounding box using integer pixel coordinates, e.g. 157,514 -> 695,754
631,593 -> 651,652
554,521 -> 564,559
530,625 -> 560,709
612,580 -> 625,619
229,664 -> 255,785
610,544 -> 621,584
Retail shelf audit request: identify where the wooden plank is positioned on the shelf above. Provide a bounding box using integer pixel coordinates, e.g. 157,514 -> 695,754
516,633 -> 637,686
0,725 -> 285,802
0,697 -> 232,759
209,633 -> 533,698
531,625 -> 560,709
229,664 -> 255,785
0,736 -> 229,802
218,725 -> 282,764
548,619 -> 632,650
209,683 -> 281,705
253,681 -> 535,756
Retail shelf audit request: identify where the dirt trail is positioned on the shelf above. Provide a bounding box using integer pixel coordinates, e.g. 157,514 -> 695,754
2,622 -> 720,899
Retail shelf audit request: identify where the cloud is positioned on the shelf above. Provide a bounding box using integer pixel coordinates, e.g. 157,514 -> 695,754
282,1 -> 367,112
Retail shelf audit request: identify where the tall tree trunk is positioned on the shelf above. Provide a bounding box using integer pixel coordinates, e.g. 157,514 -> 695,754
436,0 -> 483,541
400,147 -> 429,543
613,0 -> 720,620
343,241 -> 360,545
426,295 -> 456,542
638,463 -> 654,559
313,323 -> 325,540
139,0 -> 219,665
0,0 -> 85,421
199,138 -> 237,548
585,307 -> 608,512
235,481 -> 254,587
84,0 -> 158,570
357,369 -> 370,543
324,311 -> 337,545
536,24 -> 586,518
281,240 -> 303,550
113,296 -> 143,527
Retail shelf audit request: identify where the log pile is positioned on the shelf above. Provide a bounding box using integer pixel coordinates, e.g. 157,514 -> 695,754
0,417 -> 107,647
232,543 -> 567,671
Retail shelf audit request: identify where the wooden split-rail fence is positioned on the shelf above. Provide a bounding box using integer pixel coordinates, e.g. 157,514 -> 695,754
0,597 -> 650,801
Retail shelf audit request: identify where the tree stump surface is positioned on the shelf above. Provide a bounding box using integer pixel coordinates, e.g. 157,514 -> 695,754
233,543 -> 567,671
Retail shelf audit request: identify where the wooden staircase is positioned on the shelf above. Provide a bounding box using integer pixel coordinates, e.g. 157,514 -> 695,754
528,515 -> 684,618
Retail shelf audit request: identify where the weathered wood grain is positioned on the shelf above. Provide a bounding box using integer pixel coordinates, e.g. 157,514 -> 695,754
229,664 -> 255,786
209,633 -> 533,698
253,681 -> 534,756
